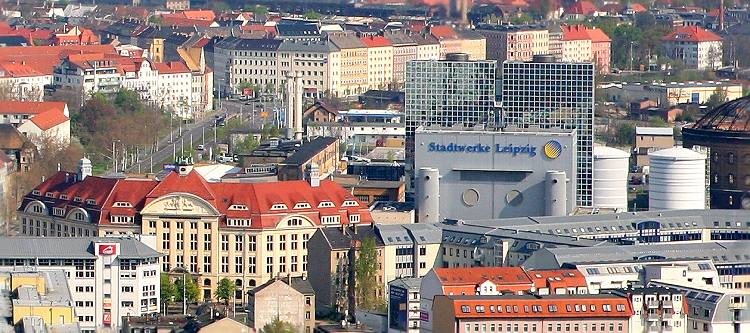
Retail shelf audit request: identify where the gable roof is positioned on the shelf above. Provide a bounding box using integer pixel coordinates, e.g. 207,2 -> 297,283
434,267 -> 533,286
0,124 -> 29,149
0,101 -> 66,115
565,1 -> 597,15
662,26 -> 722,42
441,293 -> 634,319
29,109 -> 69,130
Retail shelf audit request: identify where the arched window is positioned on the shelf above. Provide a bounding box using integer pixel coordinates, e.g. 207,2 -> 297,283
248,279 -> 256,287
235,279 -> 242,287
203,278 -> 211,286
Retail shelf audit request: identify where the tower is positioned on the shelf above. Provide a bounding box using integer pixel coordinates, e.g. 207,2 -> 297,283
77,157 -> 92,181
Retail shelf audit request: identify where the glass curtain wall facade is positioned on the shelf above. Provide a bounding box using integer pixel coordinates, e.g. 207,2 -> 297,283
501,61 -> 595,206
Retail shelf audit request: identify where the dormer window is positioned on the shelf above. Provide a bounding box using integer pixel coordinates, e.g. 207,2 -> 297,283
111,215 -> 134,224
349,214 -> 360,223
293,202 -> 311,209
60,195 -> 69,200
226,218 -> 251,227
73,197 -> 82,203
86,199 -> 96,205
53,207 -> 65,216
229,204 -> 248,210
342,200 -> 359,207
318,201 -> 334,208
270,204 -> 287,210
45,192 -> 55,198
71,211 -> 86,221
321,215 -> 340,224
32,190 -> 41,196
113,202 -> 132,208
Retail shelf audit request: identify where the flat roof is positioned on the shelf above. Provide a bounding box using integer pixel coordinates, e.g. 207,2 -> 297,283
0,237 -> 161,260
635,126 -> 674,136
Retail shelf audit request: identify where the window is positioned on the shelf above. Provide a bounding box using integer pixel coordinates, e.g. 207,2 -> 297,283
729,173 -> 735,185
221,235 -> 229,251
349,214 -> 360,223
53,208 -> 65,216
461,305 -> 470,313
318,201 -> 334,208
266,235 -> 273,251
293,202 -> 311,209
321,216 -> 340,224
603,304 -> 612,312
228,204 -> 248,210
270,204 -> 287,210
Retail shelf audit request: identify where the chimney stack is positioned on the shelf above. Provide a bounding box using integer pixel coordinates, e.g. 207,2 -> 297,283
285,74 -> 295,139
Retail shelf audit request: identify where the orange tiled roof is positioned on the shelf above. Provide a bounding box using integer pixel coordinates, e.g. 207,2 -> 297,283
526,269 -> 588,290
565,0 -> 597,15
29,109 -> 69,130
0,101 -> 66,115
662,26 -> 722,42
445,294 -> 634,319
360,35 -> 392,47
430,25 -> 459,39
435,267 -> 533,286
153,61 -> 191,74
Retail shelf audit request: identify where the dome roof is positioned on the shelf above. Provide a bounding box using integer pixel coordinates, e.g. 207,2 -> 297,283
692,96 -> 750,132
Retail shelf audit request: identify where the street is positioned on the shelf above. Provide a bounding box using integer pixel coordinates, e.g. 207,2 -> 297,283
125,99 -> 276,174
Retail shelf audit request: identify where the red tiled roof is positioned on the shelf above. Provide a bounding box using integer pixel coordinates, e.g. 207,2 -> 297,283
662,26 -> 722,42
161,16 -> 215,27
526,269 -> 588,290
360,35 -> 392,47
562,24 -> 611,42
0,44 -> 117,75
0,61 -> 45,78
22,169 -> 373,228
181,9 -> 216,21
153,61 -> 192,74
430,25 -> 459,39
29,109 -> 68,130
630,3 -> 647,12
435,267 -> 533,286
565,0 -> 597,15
444,294 -> 634,319
0,101 -> 66,115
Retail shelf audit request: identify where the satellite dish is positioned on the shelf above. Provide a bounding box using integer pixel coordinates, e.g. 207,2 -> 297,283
741,192 -> 750,209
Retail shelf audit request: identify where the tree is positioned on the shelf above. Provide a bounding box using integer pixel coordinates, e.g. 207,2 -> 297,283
617,123 -> 636,146
234,135 -> 259,154
211,1 -> 230,12
246,4 -> 269,15
510,12 -> 533,24
705,87 -> 728,109
175,276 -> 200,303
303,10 -> 323,20
260,317 -> 297,333
161,273 -> 176,304
114,89 -> 144,114
148,15 -> 163,25
355,236 -> 385,312
649,117 -> 668,127
215,278 -> 236,305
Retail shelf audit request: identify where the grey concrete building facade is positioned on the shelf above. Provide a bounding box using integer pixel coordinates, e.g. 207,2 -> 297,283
414,127 -> 577,220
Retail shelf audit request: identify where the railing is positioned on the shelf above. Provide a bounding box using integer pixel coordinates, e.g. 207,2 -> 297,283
729,302 -> 747,310
646,300 -> 660,308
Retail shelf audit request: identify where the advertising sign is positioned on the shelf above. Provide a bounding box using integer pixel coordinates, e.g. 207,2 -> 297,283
389,285 -> 408,330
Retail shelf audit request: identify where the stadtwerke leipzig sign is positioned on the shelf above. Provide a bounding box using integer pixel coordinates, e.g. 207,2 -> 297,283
427,140 -> 562,159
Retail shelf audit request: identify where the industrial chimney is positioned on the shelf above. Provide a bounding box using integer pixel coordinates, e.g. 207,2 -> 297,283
285,75 -> 295,139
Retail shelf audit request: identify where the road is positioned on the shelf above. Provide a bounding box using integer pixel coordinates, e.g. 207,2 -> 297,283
125,99 -> 276,174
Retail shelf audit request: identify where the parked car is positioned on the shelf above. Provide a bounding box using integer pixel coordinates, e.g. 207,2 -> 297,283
197,144 -> 204,151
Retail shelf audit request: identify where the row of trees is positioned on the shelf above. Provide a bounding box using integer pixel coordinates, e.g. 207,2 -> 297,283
160,274 -> 238,306
71,89 -> 169,171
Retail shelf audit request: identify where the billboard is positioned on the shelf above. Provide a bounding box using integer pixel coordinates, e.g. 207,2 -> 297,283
98,243 -> 118,256
389,285 -> 408,330
103,312 -> 111,326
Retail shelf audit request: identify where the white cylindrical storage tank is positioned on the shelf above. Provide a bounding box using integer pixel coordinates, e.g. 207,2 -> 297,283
648,147 -> 706,210
417,167 -> 440,223
593,146 -> 630,210
545,171 -> 567,216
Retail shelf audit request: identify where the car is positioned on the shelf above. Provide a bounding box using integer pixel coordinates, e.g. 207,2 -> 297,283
197,144 -> 205,151
217,155 -> 234,163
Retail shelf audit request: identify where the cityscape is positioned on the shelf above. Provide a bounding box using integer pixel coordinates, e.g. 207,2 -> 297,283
0,0 -> 747,332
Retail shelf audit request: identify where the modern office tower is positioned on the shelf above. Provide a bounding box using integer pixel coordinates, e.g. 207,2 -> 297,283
501,55 -> 595,206
405,53 -> 497,151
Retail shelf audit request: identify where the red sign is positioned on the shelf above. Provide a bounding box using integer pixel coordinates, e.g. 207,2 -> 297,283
243,88 -> 254,96
103,312 -> 111,326
98,244 -> 117,255
103,298 -> 111,308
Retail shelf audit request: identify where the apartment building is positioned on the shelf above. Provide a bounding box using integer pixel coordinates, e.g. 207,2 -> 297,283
648,279 -> 750,333
603,287 -> 689,333
548,25 -> 612,73
212,38 -> 283,97
0,61 -> 51,101
0,101 -> 70,145
248,277 -> 315,333
307,223 -> 442,314
328,32 -> 369,96
388,277 -> 422,333
17,160 -> 373,305
1,270 -> 79,332
430,26 -> 463,59
384,30 -> 417,86
662,26 -> 723,69
278,39 -> 339,99
54,53 -> 122,95
476,24 -> 549,62
634,126 -> 675,168
0,237 -> 161,333
412,32 -> 441,61
431,293 -> 633,333
419,267 -> 589,331
360,36 -> 393,90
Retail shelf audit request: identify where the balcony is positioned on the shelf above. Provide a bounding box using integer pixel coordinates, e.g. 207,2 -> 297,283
729,302 -> 747,310
661,301 -> 672,308
647,300 -> 660,308
646,313 -> 661,321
